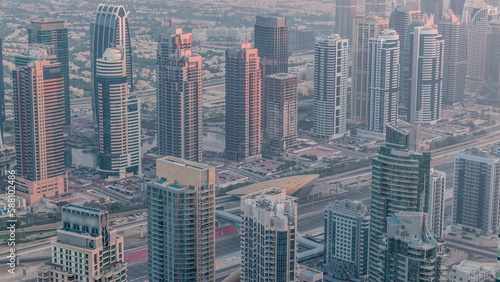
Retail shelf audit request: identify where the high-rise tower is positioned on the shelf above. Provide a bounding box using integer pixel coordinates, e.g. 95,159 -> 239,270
351,15 -> 389,123
38,205 -> 127,282
92,4 -> 133,125
254,15 -> 289,76
225,43 -> 263,162
484,20 -> 500,103
95,47 -> 141,179
368,29 -> 400,133
438,10 -> 467,104
368,121 -> 431,281
335,0 -> 357,41
312,35 -> 348,140
157,27 -> 203,162
264,73 -> 298,155
463,1 -> 499,95
240,187 -> 298,282
147,157 -> 215,281
0,38 -> 5,143
28,19 -> 70,125
408,25 -> 444,124
366,0 -> 387,16
13,48 -> 68,204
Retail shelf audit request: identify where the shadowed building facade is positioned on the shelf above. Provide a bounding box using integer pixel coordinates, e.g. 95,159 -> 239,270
254,15 -> 288,76
28,19 -> 70,125
335,0 -> 357,41
13,48 -> 68,204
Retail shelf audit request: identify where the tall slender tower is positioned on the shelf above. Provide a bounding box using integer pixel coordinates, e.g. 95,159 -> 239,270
254,15 -> 289,76
421,0 -> 448,21
92,4 -> 133,125
147,157 -> 215,281
438,10 -> 467,104
366,0 -> 387,16
368,29 -> 400,133
264,73 -> 298,155
463,1 -> 499,95
13,48 -> 68,205
335,0 -> 357,41
350,15 -> 389,123
408,25 -> 444,124
429,168 -> 446,238
38,205 -> 127,282
484,20 -> 500,103
96,47 -> 141,179
0,38 -> 5,144
240,188 -> 297,282
312,35 -> 348,140
28,19 -> 70,125
225,43 -> 263,162
157,27 -> 203,162
368,121 -> 431,281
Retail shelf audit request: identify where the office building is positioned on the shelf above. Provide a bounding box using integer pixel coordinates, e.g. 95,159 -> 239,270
324,200 -> 369,280
13,48 -> 68,205
95,47 -> 141,179
350,15 -> 389,123
438,10 -> 467,104
157,27 -> 203,162
484,20 -> 500,103
408,25 -> 444,124
38,205 -> 127,282
335,0 -> 357,41
28,19 -> 70,125
288,28 -> 315,52
264,73 -> 298,155
0,38 -> 4,144
452,148 -> 500,235
449,260 -> 494,281
421,0 -> 447,21
390,3 -> 421,113
463,2 -> 499,95
368,121 -> 431,281
366,0 -> 387,16
147,156 -> 215,281
311,35 -> 348,140
429,169 -> 446,238
368,29 -> 400,133
224,43 -> 263,162
385,212 -> 445,282
254,15 -> 288,75
451,0 -> 467,16
92,4 -> 133,125
296,266 -> 324,282
240,187 -> 297,282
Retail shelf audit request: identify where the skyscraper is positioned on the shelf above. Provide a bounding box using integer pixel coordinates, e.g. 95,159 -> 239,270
157,27 -> 203,162
463,1 -> 499,95
335,0 -> 357,41
225,43 -> 263,162
92,4 -> 133,125
0,38 -> 5,143
421,0 -> 447,21
147,156 -> 215,281
484,20 -> 500,103
369,121 -> 431,281
95,47 -> 141,179
368,29 -> 400,133
324,200 -> 370,280
38,205 -> 127,282
28,19 -> 70,125
385,212 -> 445,281
429,168 -> 446,238
240,187 -> 297,282
366,0 -> 387,16
408,25 -> 444,124
452,148 -> 500,235
350,15 -> 389,123
13,48 -> 68,205
254,15 -> 289,75
438,10 -> 467,104
264,73 -> 298,155
451,0 -> 467,16
311,35 -> 348,140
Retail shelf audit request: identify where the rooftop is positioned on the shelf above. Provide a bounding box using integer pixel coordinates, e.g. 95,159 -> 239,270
227,174 -> 319,196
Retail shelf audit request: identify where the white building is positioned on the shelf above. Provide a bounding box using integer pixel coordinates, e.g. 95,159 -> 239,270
240,187 -> 297,282
324,200 -> 369,280
429,169 -> 446,238
311,35 -> 348,139
368,29 -> 400,133
449,260 -> 494,282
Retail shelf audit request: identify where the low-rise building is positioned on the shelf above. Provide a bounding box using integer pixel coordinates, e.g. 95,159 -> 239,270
449,260 -> 493,282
